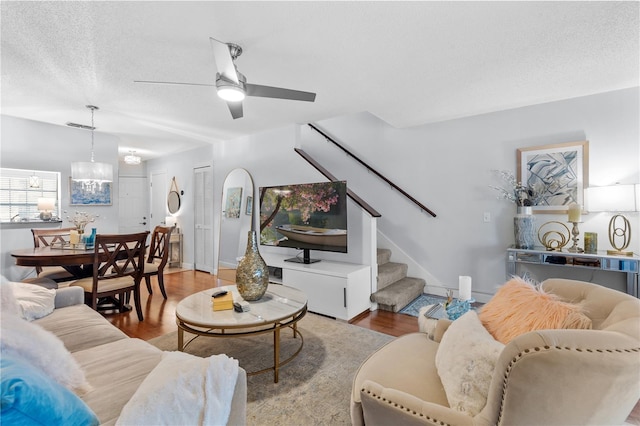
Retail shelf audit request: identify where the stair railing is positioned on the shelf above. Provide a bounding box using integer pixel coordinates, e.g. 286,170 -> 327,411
307,123 -> 437,217
294,148 -> 381,218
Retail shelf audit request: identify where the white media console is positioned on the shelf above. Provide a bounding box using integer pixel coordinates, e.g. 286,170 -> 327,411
262,253 -> 371,321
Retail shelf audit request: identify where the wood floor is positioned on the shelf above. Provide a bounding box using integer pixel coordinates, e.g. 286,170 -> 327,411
103,269 -> 639,424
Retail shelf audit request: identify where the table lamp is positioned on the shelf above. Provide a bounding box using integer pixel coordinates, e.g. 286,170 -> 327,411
37,198 -> 56,221
585,184 -> 639,256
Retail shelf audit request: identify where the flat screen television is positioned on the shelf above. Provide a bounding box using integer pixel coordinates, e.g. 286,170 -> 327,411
259,180 -> 347,264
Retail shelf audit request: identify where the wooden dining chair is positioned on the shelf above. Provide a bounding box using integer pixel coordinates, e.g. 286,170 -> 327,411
30,227 -> 76,282
143,226 -> 173,299
70,232 -> 149,321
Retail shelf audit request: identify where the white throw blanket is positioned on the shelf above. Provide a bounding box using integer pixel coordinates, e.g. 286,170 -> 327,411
116,351 -> 239,426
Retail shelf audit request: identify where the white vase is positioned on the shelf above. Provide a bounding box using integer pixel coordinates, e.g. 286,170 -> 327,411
514,206 -> 536,249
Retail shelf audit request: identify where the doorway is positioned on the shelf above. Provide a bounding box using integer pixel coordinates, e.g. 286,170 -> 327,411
194,165 -> 214,273
118,176 -> 149,234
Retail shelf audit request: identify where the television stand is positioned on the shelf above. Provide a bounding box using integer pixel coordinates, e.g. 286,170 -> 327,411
285,249 -> 320,264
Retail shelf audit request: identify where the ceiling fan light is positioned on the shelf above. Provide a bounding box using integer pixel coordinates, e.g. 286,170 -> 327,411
217,86 -> 245,102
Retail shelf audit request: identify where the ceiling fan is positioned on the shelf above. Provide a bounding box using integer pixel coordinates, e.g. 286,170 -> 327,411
134,37 -> 316,119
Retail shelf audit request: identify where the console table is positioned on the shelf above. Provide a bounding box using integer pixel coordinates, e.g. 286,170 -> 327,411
506,247 -> 639,298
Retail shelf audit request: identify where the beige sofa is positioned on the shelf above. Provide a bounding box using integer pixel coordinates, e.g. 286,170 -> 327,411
351,278 -> 640,425
34,286 -> 247,425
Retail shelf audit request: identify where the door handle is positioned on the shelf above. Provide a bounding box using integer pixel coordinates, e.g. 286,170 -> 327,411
139,222 -> 147,225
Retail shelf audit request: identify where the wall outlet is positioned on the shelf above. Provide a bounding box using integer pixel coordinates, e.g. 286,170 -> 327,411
483,212 -> 491,223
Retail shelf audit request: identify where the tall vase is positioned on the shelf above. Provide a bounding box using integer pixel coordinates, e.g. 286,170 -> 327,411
236,231 -> 269,301
514,206 -> 536,249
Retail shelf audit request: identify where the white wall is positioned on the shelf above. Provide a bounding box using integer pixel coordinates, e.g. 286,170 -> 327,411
301,87 -> 639,300
1,115 -> 121,280
146,145 -> 213,271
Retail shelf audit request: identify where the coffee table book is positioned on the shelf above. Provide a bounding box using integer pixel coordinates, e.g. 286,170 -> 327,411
212,292 -> 234,311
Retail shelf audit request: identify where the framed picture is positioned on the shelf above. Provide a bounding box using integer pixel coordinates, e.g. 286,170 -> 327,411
245,196 -> 253,215
517,140 -> 589,214
225,187 -> 242,218
69,178 -> 112,206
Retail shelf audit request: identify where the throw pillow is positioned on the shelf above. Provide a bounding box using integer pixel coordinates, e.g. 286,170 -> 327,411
435,310 -> 505,417
11,281 -> 56,321
0,276 -> 21,317
1,354 -> 99,425
479,277 -> 592,344
0,312 -> 91,394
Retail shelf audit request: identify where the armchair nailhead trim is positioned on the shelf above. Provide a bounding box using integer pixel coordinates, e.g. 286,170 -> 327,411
496,344 -> 640,425
361,387 -> 451,426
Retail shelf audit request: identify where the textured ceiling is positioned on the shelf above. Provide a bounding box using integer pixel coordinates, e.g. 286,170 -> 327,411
1,1 -> 638,161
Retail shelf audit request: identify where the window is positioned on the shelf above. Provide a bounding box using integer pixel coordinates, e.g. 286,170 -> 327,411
0,168 -> 60,222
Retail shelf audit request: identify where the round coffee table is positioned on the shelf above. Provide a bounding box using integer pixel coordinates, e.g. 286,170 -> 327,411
175,284 -> 307,383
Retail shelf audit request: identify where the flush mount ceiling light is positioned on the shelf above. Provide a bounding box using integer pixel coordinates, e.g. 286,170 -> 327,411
70,105 -> 113,193
124,150 -> 141,165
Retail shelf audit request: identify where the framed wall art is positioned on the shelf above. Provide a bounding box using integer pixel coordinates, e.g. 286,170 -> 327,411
225,187 -> 242,219
245,196 -> 253,216
69,178 -> 112,206
517,140 -> 589,214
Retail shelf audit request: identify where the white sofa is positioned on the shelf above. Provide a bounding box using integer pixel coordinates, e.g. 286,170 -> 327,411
9,286 -> 247,425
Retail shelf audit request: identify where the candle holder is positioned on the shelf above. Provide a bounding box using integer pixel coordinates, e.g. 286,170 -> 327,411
567,221 -> 584,253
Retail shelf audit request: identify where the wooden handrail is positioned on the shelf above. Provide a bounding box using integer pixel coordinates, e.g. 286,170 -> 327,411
294,148 -> 381,218
307,124 -> 437,217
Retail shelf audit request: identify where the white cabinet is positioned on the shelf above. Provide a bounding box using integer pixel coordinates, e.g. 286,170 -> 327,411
262,253 -> 371,321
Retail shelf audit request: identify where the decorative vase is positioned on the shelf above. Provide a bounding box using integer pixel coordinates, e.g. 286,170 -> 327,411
236,231 -> 269,301
84,228 -> 97,249
514,206 -> 536,249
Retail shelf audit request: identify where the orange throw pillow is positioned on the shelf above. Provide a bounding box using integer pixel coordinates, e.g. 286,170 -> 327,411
479,277 -> 591,344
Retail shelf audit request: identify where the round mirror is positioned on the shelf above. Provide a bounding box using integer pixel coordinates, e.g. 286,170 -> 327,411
167,191 -> 181,214
217,168 -> 254,283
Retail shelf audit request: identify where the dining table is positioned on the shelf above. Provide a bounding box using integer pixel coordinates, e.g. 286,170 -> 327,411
11,243 -> 141,281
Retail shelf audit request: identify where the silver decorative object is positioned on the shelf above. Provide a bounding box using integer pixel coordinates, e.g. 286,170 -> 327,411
236,230 -> 269,301
514,206 -> 536,249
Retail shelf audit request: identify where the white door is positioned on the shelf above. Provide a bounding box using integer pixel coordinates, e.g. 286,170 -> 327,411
194,165 -> 214,273
150,170 -> 167,230
118,177 -> 149,233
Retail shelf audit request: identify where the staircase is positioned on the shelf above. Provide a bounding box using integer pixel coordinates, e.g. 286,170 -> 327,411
370,248 -> 425,312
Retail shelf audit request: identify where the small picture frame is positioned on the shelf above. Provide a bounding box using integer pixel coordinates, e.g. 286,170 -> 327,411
69,178 -> 112,206
225,187 -> 242,219
245,196 -> 253,215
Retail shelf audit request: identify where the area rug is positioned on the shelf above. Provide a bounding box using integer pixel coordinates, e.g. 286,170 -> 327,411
399,293 -> 447,317
148,312 -> 394,425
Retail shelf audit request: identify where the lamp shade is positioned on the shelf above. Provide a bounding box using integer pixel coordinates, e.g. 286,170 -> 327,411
165,216 -> 177,227
37,198 -> 55,211
71,161 -> 113,183
585,184 -> 637,212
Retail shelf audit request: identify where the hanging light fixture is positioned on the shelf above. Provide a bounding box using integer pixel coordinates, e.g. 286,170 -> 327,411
70,105 -> 113,193
29,171 -> 40,188
124,150 -> 141,165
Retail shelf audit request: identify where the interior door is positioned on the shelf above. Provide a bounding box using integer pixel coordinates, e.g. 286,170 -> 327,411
118,176 -> 149,233
194,165 -> 214,273
150,170 -> 167,231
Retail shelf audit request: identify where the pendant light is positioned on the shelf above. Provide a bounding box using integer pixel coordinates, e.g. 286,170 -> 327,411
70,105 -> 113,193
124,150 -> 141,165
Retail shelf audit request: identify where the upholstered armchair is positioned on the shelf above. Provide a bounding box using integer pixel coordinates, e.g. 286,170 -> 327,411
351,278 -> 640,425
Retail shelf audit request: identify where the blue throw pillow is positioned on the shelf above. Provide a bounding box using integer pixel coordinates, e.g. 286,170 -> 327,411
1,354 -> 99,425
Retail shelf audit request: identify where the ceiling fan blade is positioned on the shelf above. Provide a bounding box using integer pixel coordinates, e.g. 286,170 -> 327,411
134,80 -> 214,87
227,101 -> 243,119
245,84 -> 316,102
210,37 -> 239,84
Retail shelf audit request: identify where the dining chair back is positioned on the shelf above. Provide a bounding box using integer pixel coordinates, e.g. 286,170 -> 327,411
30,227 -> 76,281
71,231 -> 149,321
143,226 -> 173,299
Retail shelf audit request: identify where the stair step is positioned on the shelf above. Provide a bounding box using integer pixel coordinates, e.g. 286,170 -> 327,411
377,262 -> 408,290
377,248 -> 391,266
370,277 -> 426,313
